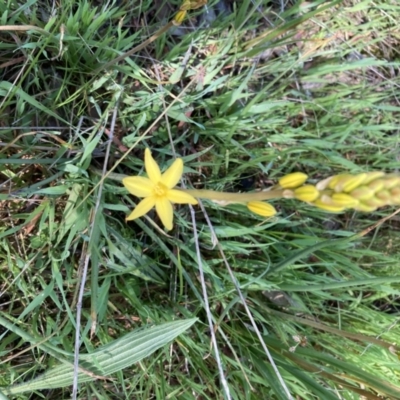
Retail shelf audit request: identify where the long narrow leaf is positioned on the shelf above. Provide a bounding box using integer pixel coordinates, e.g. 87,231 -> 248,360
4,318 -> 197,395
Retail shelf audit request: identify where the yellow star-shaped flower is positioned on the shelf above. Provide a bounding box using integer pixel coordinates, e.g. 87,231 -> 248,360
123,149 -> 198,230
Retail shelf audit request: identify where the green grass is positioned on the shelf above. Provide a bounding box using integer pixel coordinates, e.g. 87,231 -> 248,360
1,0 -> 400,398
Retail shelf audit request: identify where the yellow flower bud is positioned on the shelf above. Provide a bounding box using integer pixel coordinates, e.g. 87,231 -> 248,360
354,202 -> 377,212
383,176 -> 400,190
375,190 -> 391,202
173,10 -> 187,25
247,201 -> 277,217
363,197 -> 386,208
313,198 -> 345,213
350,186 -> 374,201
389,195 -> 400,205
331,193 -> 359,208
294,185 -> 320,202
336,173 -> 367,193
279,172 -> 308,189
367,179 -> 385,193
390,188 -> 400,204
327,174 -> 347,190
363,171 -> 385,185
391,188 -> 400,196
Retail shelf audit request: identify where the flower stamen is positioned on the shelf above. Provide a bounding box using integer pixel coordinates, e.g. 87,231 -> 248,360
153,182 -> 168,197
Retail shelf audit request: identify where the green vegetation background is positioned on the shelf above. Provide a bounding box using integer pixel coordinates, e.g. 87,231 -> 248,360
0,0 -> 399,398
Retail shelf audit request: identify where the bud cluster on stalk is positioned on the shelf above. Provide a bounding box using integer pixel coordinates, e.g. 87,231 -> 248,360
280,171 -> 400,212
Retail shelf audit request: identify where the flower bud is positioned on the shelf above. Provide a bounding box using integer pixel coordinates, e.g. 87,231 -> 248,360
391,188 -> 400,197
375,190 -> 391,202
279,172 -> 308,189
367,179 -> 385,193
390,188 -> 400,204
327,174 -> 346,190
313,198 -> 345,213
363,197 -> 386,208
389,195 -> 400,205
363,171 -> 385,185
173,10 -> 187,25
335,173 -> 367,193
247,201 -> 277,217
294,185 -> 320,202
350,186 -> 374,201
354,202 -> 377,212
383,176 -> 400,190
331,193 -> 359,208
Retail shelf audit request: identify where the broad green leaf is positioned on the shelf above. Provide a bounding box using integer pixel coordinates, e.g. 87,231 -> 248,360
5,319 -> 197,395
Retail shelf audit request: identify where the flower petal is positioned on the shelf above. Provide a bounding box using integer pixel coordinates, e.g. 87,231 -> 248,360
166,189 -> 198,204
145,148 -> 161,183
161,158 -> 183,189
123,176 -> 154,197
126,197 -> 156,221
155,198 -> 174,231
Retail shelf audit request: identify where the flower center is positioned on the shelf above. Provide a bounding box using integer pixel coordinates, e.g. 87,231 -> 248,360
153,182 -> 168,197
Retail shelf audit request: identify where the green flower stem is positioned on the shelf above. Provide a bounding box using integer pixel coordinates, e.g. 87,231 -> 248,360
91,169 -> 285,203
178,188 -> 284,203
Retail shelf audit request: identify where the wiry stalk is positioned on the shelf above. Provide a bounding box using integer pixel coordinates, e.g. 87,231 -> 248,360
178,188 -> 285,203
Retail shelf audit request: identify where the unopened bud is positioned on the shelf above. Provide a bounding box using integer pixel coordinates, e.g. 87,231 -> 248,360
390,188 -> 400,204
368,179 -> 385,193
383,176 -> 400,190
390,195 -> 400,205
247,201 -> 277,217
391,188 -> 400,197
173,10 -> 187,25
313,198 -> 345,213
327,174 -> 346,190
363,197 -> 386,208
363,171 -> 385,185
279,172 -> 308,189
294,185 -> 320,202
375,190 -> 391,202
331,193 -> 359,208
350,186 -> 374,201
339,173 -> 367,193
354,202 -> 377,212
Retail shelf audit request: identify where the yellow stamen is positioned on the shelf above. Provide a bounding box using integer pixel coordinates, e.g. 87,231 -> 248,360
153,182 -> 168,197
